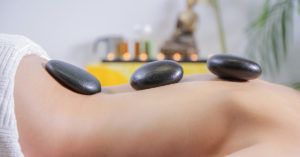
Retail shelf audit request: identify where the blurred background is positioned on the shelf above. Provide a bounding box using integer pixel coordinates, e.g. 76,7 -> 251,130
0,0 -> 299,88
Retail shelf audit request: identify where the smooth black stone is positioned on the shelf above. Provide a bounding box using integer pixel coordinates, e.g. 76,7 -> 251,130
130,60 -> 184,90
46,60 -> 101,95
207,54 -> 262,81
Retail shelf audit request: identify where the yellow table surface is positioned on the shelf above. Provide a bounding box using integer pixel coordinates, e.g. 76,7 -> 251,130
86,62 -> 209,86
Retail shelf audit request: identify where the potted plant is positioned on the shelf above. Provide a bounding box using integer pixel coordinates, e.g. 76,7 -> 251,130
246,0 -> 300,90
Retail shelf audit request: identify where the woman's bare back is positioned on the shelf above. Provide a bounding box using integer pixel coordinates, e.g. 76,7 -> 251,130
14,55 -> 300,157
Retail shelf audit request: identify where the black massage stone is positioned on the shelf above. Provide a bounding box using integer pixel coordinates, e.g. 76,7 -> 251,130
46,60 -> 101,95
130,60 -> 184,90
207,54 -> 262,81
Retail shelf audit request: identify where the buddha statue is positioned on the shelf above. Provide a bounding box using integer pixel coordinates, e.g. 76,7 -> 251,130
161,0 -> 199,60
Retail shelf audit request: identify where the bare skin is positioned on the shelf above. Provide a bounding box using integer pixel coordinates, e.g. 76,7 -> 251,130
14,55 -> 300,157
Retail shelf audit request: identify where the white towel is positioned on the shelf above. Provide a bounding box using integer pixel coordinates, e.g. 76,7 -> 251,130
0,34 -> 49,157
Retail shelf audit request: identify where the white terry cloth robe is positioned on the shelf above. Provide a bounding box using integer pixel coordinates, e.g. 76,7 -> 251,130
0,34 -> 50,157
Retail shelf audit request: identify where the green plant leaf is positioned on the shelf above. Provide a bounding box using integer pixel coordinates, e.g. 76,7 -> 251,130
271,26 -> 280,70
281,10 -> 287,58
298,0 -> 300,14
251,0 -> 270,28
245,0 -> 294,77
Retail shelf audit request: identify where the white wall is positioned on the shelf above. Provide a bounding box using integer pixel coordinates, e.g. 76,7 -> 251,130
0,0 -> 299,84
